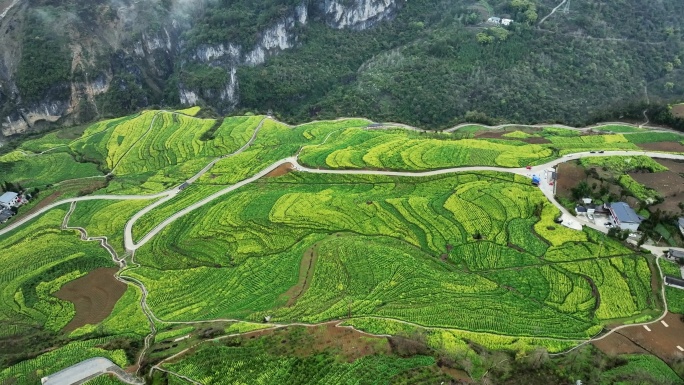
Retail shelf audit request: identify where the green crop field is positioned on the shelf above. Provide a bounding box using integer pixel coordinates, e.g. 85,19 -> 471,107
579,156 -> 668,173
0,209 -> 114,338
618,175 -> 661,201
592,125 -> 646,133
0,151 -> 101,188
162,328 -> 436,385
3,111 -> 684,384
130,184 -> 225,242
68,199 -> 160,256
598,354 -> 681,384
298,128 -> 556,169
124,172 -> 654,339
625,132 -> 684,144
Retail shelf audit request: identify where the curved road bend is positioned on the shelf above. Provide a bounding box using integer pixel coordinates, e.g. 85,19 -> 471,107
0,190 -> 172,238
124,117 -> 268,248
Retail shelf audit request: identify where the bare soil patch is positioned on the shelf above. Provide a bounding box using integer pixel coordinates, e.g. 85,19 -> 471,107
592,332 -> 647,355
522,137 -> 551,144
672,104 -> 684,119
614,312 -> 684,362
638,141 -> 684,153
265,162 -> 294,178
474,131 -> 506,139
307,322 -> 391,362
629,159 -> 684,213
241,322 -> 391,363
555,161 -> 585,199
54,267 -> 126,332
282,242 -> 318,306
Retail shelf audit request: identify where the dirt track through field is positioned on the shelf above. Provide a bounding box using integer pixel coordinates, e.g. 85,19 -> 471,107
54,267 -> 127,332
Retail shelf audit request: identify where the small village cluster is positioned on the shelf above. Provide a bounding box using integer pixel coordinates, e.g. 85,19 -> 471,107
0,191 -> 28,223
575,200 -> 643,232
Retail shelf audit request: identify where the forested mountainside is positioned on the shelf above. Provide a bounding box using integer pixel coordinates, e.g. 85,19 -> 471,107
1,0 -> 683,137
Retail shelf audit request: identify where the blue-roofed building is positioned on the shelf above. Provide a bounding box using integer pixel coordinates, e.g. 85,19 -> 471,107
605,202 -> 643,232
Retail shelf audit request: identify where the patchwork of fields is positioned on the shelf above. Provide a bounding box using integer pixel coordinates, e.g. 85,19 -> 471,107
1,110 -> 683,384
127,172 -> 655,340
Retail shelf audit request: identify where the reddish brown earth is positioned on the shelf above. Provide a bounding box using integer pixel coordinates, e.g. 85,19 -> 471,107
638,141 -> 684,153
265,162 -> 294,178
629,159 -> 684,213
592,332 -> 647,355
521,137 -> 551,144
555,161 -> 585,199
54,268 -> 127,332
282,243 -> 318,306
474,131 -> 506,139
605,313 -> 684,362
239,322 -> 391,362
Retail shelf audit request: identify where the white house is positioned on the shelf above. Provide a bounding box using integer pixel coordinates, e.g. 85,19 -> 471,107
487,17 -> 501,24
501,18 -> 514,26
605,202 -> 643,232
0,192 -> 19,209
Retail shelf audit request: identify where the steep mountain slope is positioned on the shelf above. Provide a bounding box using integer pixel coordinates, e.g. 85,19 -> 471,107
0,0 -> 683,138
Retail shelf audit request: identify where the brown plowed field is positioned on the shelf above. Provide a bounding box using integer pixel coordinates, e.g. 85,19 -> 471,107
555,161 -> 585,199
629,159 -> 684,213
601,313 -> 684,363
265,162 -> 294,178
638,141 -> 684,153
55,267 -> 126,332
593,331 -> 647,355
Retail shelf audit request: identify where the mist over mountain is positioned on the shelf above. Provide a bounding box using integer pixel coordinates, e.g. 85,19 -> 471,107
0,0 -> 683,137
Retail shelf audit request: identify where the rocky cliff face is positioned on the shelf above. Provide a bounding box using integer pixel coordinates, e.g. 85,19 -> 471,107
322,0 -> 397,29
0,0 -> 401,138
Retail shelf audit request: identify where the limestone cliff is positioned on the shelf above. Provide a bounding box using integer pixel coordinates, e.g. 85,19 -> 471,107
0,0 -> 401,137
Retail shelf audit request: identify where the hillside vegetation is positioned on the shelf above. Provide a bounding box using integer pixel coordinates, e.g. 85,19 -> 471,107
2,0 -> 684,136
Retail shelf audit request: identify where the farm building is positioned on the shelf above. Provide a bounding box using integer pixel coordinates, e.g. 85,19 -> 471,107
487,17 -> 501,24
668,249 -> 684,263
665,276 -> 684,289
0,192 -> 19,209
605,202 -> 643,232
501,18 -> 513,26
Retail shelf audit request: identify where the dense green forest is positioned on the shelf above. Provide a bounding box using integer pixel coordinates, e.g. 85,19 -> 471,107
2,0 -> 684,132
234,0 -> 684,127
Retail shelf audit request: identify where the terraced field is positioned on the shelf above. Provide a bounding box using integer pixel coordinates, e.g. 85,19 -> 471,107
0,151 -> 101,188
126,172 -> 654,339
68,199 -> 160,255
1,110 -> 684,385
